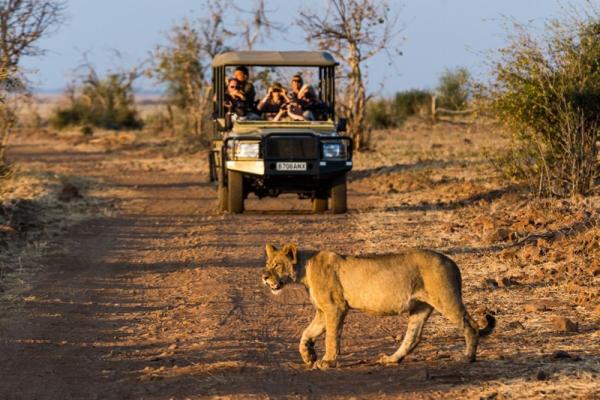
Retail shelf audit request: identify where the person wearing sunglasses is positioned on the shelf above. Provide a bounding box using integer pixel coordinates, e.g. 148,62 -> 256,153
289,74 -> 303,101
225,78 -> 260,120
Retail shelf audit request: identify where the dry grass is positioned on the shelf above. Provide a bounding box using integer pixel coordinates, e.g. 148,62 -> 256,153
0,157 -> 110,302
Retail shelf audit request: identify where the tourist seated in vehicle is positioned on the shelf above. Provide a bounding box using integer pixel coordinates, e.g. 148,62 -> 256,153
233,66 -> 256,107
256,82 -> 288,120
225,78 -> 260,120
288,84 -> 326,121
289,74 -> 303,100
287,74 -> 328,120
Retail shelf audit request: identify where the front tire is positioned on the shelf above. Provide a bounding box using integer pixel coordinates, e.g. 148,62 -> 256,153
330,174 -> 347,214
228,170 -> 244,214
208,151 -> 217,182
311,196 -> 328,213
216,163 -> 228,213
217,183 -> 228,213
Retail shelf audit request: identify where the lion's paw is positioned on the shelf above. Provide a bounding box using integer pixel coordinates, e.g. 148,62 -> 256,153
313,359 -> 336,370
378,353 -> 400,365
301,356 -> 315,366
300,342 -> 317,365
461,354 -> 476,363
301,353 -> 316,366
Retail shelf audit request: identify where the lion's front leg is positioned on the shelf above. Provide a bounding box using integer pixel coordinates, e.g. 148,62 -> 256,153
299,310 -> 325,366
314,308 -> 346,370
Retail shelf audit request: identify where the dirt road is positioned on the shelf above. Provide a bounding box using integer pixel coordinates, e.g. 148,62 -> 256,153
1,128 -> 598,399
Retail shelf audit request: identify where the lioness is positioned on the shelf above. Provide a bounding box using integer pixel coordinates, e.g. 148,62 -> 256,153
262,243 -> 496,370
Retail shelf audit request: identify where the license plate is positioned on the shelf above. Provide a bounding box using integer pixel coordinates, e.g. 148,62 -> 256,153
276,162 -> 307,171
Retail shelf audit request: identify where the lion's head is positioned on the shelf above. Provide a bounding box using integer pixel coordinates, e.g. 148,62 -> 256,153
262,243 -> 298,295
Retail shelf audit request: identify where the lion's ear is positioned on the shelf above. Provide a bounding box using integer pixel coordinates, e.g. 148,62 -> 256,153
282,243 -> 298,264
265,244 -> 275,259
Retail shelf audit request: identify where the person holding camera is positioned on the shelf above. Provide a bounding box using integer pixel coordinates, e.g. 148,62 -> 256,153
288,75 -> 326,121
225,78 -> 260,120
283,84 -> 325,121
257,82 -> 288,121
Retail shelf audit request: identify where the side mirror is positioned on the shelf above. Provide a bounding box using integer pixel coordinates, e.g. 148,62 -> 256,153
336,118 -> 347,133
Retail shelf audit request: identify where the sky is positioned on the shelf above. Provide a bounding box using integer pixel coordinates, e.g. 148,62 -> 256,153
20,0 -> 577,96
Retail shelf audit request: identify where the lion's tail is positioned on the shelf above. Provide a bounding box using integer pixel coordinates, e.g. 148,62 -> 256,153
478,313 -> 496,337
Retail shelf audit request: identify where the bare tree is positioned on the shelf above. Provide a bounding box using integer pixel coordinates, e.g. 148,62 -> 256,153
150,0 -> 235,140
298,0 -> 401,150
200,0 -> 234,59
150,18 -> 207,137
235,0 -> 283,50
0,0 -> 64,172
0,0 -> 64,88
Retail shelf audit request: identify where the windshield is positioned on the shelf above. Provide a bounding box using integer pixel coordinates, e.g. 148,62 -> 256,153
213,65 -> 335,123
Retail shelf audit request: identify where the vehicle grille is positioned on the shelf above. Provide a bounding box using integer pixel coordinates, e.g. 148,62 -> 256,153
264,136 -> 319,160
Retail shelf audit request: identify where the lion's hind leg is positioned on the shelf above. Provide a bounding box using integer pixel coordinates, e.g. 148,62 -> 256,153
299,310 -> 325,366
436,302 -> 479,362
462,312 -> 479,362
379,301 -> 433,365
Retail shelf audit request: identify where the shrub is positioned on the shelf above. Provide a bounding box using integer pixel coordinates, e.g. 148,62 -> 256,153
0,103 -> 16,178
489,12 -> 600,197
393,89 -> 431,120
365,99 -> 394,130
365,89 -> 432,130
50,69 -> 142,130
436,67 -> 471,110
143,110 -> 170,135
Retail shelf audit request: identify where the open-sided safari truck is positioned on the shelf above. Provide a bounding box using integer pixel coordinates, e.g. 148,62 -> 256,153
208,51 -> 353,214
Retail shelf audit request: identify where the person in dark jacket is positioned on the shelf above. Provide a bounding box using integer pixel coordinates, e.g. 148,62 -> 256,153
225,78 -> 259,120
289,74 -> 303,101
234,66 -> 256,109
289,84 -> 326,121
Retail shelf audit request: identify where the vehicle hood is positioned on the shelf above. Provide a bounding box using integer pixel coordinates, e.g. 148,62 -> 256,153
230,121 -> 338,137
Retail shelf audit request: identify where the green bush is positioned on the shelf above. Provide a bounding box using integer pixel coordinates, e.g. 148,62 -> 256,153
50,71 -> 142,130
365,89 -> 431,129
393,89 -> 431,120
365,99 -> 393,130
436,67 -> 471,110
490,12 -> 600,196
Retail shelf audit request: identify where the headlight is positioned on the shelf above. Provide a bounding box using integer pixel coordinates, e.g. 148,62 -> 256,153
322,142 -> 347,159
234,142 -> 260,159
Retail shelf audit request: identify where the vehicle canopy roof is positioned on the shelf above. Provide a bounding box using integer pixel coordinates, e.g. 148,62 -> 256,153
212,51 -> 338,67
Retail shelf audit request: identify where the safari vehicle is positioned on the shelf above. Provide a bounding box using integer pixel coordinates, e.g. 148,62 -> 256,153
208,51 -> 353,214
